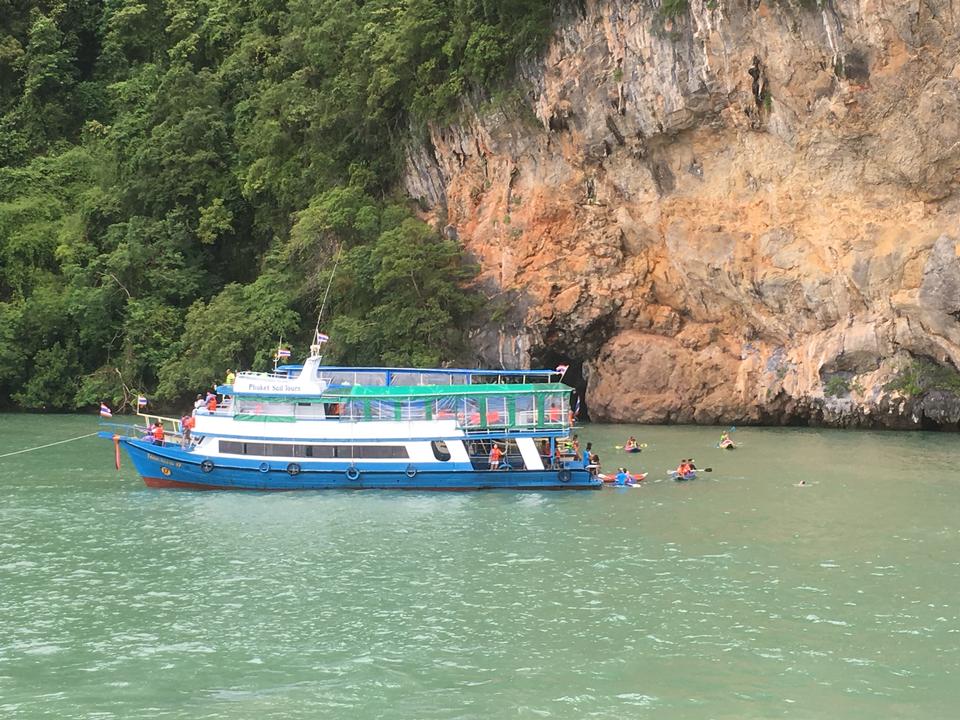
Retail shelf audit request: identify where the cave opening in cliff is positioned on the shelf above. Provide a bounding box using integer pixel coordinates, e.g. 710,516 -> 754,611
535,353 -> 588,422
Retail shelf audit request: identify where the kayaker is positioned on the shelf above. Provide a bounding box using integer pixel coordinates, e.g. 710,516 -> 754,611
719,431 -> 733,448
676,459 -> 692,476
614,468 -> 631,486
624,436 -> 638,451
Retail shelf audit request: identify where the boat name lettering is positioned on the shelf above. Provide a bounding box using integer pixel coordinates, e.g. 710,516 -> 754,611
246,382 -> 299,392
147,453 -> 182,468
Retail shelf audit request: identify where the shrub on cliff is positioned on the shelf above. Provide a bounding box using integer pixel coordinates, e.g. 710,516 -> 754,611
885,358 -> 960,398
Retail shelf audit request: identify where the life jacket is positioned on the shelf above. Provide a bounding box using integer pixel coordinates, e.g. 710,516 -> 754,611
153,425 -> 165,442
207,396 -> 218,411
489,445 -> 502,461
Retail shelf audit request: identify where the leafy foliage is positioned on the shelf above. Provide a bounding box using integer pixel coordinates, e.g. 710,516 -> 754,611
885,358 -> 960,398
823,375 -> 850,398
0,0 -> 545,411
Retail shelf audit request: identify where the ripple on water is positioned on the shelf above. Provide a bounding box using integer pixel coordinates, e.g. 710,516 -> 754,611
3,420 -> 960,718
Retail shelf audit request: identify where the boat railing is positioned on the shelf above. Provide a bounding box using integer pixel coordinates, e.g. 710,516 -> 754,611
236,370 -> 294,381
99,419 -> 196,450
318,367 -> 559,388
331,395 -> 570,433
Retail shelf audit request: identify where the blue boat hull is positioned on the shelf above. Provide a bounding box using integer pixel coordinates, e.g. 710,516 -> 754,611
113,437 -> 600,491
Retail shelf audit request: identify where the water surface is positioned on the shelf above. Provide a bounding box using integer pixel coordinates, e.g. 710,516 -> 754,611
1,415 -> 958,718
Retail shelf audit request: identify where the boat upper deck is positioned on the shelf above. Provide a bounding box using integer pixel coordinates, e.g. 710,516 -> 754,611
214,363 -> 574,435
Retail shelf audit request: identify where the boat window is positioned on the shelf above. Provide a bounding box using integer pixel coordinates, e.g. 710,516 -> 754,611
431,441 -> 451,461
485,396 -> 507,427
295,445 -> 336,458
515,395 -> 535,426
400,400 -> 427,420
369,400 -> 396,420
348,445 -> 409,459
340,401 -> 364,420
265,444 -> 294,457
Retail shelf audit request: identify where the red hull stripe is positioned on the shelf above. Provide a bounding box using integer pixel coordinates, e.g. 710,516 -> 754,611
143,476 -> 229,490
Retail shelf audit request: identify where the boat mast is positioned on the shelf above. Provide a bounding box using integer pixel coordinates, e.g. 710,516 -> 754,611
312,246 -> 341,363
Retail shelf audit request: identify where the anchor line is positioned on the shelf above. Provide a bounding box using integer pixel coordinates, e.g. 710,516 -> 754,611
0,432 -> 98,459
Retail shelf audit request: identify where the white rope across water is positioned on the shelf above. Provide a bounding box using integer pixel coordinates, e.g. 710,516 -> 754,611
0,432 -> 98,459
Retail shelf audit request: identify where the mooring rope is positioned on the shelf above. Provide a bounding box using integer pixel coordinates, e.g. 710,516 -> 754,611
0,432 -> 98,459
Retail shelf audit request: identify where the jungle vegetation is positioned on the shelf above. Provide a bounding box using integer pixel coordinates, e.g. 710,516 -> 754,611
0,0 -> 553,411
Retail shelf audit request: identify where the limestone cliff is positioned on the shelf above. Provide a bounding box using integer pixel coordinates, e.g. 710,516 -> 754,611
403,0 -> 960,428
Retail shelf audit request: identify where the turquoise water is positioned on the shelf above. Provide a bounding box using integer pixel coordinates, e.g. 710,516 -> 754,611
1,415 -> 959,718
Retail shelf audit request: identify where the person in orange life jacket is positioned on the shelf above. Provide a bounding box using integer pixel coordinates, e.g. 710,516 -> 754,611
152,420 -> 165,446
180,414 -> 195,448
547,403 -> 560,423
206,392 -> 217,413
489,443 -> 504,470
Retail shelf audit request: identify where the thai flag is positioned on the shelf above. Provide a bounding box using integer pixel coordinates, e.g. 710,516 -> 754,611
555,364 -> 569,377
137,395 -> 147,407
277,348 -> 291,358
316,332 -> 329,343
99,403 -> 112,418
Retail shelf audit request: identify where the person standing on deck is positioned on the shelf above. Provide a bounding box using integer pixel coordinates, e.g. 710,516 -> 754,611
225,369 -> 236,386
489,443 -> 503,470
180,414 -> 194,449
152,420 -> 165,447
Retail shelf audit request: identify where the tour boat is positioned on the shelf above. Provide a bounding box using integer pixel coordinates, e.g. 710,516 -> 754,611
99,341 -> 599,491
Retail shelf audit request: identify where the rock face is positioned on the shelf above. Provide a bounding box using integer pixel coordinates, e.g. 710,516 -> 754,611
403,0 -> 960,428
